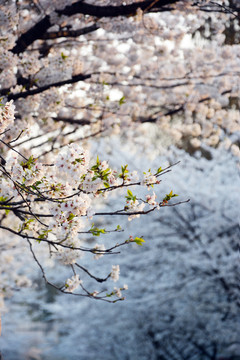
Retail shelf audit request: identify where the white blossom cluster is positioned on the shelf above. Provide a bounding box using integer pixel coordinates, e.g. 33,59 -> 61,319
18,53 -> 42,77
111,265 -> 120,282
0,2 -> 18,46
35,54 -> 74,87
93,243 -> 106,260
65,274 -> 82,293
0,0 -> 238,158
125,198 -> 145,221
146,192 -> 159,208
0,48 -> 18,71
0,100 -> 167,304
0,100 -> 15,134
0,0 -> 239,309
6,154 -> 45,186
56,143 -> 90,184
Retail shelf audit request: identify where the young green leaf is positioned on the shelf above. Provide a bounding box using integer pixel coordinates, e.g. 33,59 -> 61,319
163,190 -> 178,202
134,237 -> 145,246
119,96 -> 126,105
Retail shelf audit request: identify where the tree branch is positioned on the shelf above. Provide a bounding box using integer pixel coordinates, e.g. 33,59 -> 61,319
11,0 -> 180,54
57,0 -> 179,17
40,23 -> 99,39
3,73 -> 91,100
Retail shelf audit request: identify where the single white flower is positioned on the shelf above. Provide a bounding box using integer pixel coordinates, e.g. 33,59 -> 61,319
111,265 -> 120,282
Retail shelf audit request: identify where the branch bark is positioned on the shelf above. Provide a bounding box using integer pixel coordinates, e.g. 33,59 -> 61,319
11,0 -> 180,54
40,23 -> 99,40
3,73 -> 91,101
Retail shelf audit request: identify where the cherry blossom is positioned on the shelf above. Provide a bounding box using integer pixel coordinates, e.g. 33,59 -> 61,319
0,0 -> 238,317
65,274 -> 82,293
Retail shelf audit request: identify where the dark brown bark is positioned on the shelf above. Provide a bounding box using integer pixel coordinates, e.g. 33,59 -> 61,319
3,74 -> 91,101
11,0 -> 180,54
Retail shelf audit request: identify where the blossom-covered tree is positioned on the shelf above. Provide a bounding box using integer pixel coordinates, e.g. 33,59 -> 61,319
0,0 -> 239,320
0,1 -> 239,359
0,97 -> 186,308
1,0 -> 239,155
0,0 -> 190,308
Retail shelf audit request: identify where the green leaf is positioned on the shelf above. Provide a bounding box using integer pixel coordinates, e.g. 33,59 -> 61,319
106,292 -> 113,297
119,96 -> 126,106
67,213 -> 75,221
20,155 -> 36,170
127,189 -> 133,197
61,52 -> 68,60
37,229 -> 52,241
163,190 -> 178,202
125,189 -> 136,201
102,168 -> 111,178
22,218 -> 35,231
96,155 -> 100,166
89,224 -> 106,236
134,237 -> 145,246
119,164 -> 129,180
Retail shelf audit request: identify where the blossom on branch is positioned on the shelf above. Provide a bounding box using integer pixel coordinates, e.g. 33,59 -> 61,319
65,274 -> 82,293
0,100 -> 15,134
111,265 -> 120,282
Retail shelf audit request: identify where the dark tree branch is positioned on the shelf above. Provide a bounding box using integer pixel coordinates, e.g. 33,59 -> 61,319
40,23 -> 99,39
57,0 -> 179,17
75,263 -> 111,283
52,117 -> 91,126
138,89 -> 233,123
3,73 -> 91,100
11,0 -> 180,54
12,15 -> 52,54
